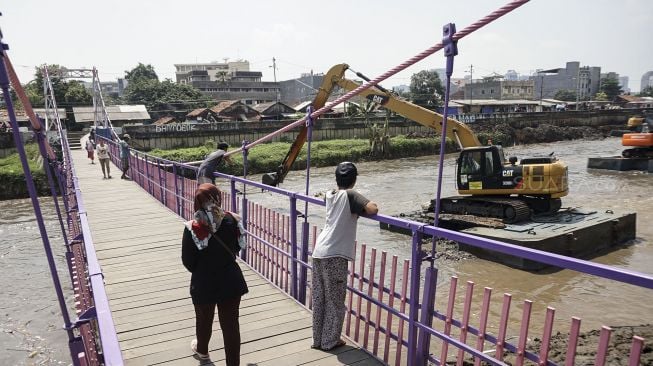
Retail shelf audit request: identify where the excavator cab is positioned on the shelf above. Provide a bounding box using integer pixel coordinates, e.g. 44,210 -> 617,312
456,146 -> 505,191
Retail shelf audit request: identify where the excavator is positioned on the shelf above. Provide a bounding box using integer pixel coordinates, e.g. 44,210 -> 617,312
262,64 -> 568,223
622,112 -> 653,158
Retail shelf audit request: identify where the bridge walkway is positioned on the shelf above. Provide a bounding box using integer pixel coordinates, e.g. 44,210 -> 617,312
71,147 -> 383,365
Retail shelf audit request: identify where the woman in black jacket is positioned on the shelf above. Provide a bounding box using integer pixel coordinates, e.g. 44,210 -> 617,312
182,183 -> 248,364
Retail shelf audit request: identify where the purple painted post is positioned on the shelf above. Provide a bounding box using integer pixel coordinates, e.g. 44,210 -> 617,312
157,160 -> 165,206
289,196 -> 299,300
0,46 -> 77,354
303,105 -> 314,220
432,22 -> 458,236
173,164 -> 181,216
230,179 -> 238,213
241,141 -> 249,262
416,266 -> 438,364
298,221 -> 309,305
296,106 -> 314,305
407,228 -> 424,365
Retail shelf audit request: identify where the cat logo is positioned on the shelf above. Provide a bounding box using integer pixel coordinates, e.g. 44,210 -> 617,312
502,169 -> 514,177
366,94 -> 390,105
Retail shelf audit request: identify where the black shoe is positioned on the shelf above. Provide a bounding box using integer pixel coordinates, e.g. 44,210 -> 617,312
108,175 -> 112,179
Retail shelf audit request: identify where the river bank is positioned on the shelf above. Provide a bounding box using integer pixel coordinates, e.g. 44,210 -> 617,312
0,144 -> 50,201
0,122 -> 610,200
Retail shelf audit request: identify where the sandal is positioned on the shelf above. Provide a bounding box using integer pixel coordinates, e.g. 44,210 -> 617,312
190,339 -> 210,360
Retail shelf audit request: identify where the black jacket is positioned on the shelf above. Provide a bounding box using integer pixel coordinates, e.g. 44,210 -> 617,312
181,213 -> 248,304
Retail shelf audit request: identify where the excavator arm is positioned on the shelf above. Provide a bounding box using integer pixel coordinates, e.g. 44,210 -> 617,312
262,63 -> 482,186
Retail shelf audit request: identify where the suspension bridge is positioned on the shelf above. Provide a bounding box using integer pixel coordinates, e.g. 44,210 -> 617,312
1,1 -> 652,365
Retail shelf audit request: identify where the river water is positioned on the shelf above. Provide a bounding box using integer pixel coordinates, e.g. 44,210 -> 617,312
0,198 -> 72,365
246,136 -> 653,335
1,137 -> 650,364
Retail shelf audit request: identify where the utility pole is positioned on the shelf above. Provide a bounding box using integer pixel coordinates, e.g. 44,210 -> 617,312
271,57 -> 279,102
467,64 -> 474,112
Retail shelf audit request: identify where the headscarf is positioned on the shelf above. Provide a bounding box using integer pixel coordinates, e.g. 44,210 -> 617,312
184,183 -> 226,250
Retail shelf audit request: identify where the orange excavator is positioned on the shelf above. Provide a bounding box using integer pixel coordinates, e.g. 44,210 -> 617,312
622,112 -> 653,158
263,64 -> 569,223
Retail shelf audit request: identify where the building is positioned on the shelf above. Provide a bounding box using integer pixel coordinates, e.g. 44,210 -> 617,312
463,76 -> 534,101
253,102 -> 296,120
209,100 -> 259,121
185,108 -> 219,123
83,79 -> 129,98
279,72 -> 324,105
174,60 -> 250,83
614,95 -> 653,108
72,105 -> 150,126
175,60 -> 280,105
619,76 -> 630,94
534,62 -> 601,100
641,71 -> 653,91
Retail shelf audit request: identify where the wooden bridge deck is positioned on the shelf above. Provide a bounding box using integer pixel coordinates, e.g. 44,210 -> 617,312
72,148 -> 384,365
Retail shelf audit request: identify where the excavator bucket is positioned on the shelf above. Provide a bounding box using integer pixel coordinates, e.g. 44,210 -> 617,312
262,172 -> 279,186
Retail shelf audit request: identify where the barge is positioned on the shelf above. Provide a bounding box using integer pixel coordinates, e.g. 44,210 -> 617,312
381,208 -> 636,270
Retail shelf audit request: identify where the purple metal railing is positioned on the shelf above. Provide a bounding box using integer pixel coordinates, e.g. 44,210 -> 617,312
98,138 -> 651,365
0,46 -> 122,364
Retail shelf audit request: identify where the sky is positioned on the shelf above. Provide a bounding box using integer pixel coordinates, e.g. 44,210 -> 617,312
2,0 -> 652,92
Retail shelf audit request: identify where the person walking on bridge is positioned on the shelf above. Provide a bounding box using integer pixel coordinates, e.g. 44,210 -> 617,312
85,138 -> 95,164
182,184 -> 248,364
311,162 -> 378,351
197,142 -> 231,185
119,134 -> 131,179
96,139 -> 111,179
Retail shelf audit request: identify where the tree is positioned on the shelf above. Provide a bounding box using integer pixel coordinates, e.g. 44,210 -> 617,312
123,73 -> 212,119
594,91 -> 608,101
124,63 -> 159,83
64,80 -> 93,105
554,89 -> 577,102
409,70 -> 444,109
24,64 -> 68,107
599,77 -> 623,101
638,86 -> 653,97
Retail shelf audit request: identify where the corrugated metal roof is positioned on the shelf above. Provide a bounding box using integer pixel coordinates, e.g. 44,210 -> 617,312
293,101 -> 311,112
153,116 -> 177,125
210,100 -> 243,114
73,105 -> 150,123
1,108 -> 67,122
186,108 -> 208,118
253,101 -> 295,114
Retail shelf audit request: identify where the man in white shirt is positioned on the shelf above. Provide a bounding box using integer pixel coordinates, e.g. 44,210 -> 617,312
311,162 -> 378,351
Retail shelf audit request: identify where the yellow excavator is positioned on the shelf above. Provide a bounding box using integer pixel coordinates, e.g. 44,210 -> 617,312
262,64 -> 569,223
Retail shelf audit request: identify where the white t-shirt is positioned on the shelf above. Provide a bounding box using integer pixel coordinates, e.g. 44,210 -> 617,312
97,144 -> 109,159
311,189 -> 369,261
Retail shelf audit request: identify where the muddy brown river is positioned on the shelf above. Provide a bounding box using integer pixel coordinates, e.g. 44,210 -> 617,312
246,137 -> 652,336
1,137 -> 650,364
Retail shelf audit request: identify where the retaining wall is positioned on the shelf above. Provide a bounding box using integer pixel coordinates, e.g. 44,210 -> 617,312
116,109 -> 648,150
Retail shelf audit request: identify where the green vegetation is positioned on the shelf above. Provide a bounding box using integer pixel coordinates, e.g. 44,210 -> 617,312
148,136 -> 457,176
0,144 -> 49,200
122,63 -> 213,120
410,70 -> 445,108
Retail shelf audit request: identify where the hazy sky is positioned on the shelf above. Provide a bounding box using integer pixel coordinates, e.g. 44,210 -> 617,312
2,0 -> 652,92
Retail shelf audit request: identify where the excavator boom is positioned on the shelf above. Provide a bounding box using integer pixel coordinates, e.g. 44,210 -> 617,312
263,63 -> 480,186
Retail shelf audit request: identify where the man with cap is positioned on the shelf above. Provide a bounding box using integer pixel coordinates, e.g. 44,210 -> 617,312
119,134 -> 131,179
197,142 -> 231,185
310,161 -> 378,351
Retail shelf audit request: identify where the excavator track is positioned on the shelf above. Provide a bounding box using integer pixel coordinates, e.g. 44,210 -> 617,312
438,197 -> 532,224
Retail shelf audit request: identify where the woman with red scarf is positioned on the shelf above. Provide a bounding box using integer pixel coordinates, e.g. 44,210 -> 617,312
182,184 -> 248,364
